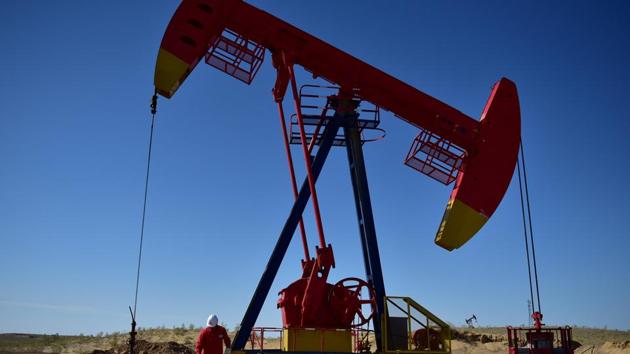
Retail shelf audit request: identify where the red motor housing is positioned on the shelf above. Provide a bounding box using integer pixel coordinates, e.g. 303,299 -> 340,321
278,277 -> 376,329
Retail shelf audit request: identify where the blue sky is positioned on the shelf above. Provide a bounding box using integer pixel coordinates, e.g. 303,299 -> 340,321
1,0 -> 629,335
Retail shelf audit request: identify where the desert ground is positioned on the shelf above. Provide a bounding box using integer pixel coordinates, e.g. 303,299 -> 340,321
1,327 -> 628,354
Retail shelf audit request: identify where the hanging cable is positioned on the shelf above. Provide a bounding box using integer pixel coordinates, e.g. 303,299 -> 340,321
129,92 -> 158,354
517,140 -> 542,318
516,151 -> 535,314
520,142 -> 542,315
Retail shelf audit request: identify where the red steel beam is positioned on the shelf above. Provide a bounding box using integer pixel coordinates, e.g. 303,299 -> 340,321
155,0 -> 479,150
153,0 -> 521,251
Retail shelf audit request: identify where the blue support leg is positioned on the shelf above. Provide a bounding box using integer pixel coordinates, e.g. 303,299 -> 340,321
343,118 -> 386,352
232,121 -> 340,350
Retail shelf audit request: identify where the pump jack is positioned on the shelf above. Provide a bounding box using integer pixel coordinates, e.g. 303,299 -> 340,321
465,315 -> 477,329
152,1 -> 521,354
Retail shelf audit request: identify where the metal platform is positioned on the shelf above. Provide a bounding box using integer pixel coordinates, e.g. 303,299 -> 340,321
289,85 -> 384,147
404,128 -> 465,185
507,326 -> 574,354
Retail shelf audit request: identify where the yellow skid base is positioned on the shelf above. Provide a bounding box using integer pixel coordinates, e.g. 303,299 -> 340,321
282,328 -> 353,353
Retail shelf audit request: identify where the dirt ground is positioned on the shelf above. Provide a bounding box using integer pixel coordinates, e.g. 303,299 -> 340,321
449,330 -> 630,354
91,330 -> 630,354
1,328 -> 629,354
89,339 -> 193,354
450,340 -> 630,354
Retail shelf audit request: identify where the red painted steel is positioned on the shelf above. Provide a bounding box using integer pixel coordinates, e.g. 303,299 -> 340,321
276,101 -> 310,262
248,327 -> 283,350
506,312 -> 574,354
204,28 -> 265,84
155,0 -> 521,249
448,79 -> 520,218
287,62 -> 327,250
331,278 -> 376,327
507,326 -> 574,354
278,275 -> 375,329
154,0 -> 522,332
405,128 -> 466,185
158,0 -> 479,148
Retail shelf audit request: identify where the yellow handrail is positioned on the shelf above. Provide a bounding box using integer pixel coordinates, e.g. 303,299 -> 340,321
382,296 -> 451,354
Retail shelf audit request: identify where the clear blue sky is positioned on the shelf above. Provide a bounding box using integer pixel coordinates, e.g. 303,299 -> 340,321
1,1 -> 629,335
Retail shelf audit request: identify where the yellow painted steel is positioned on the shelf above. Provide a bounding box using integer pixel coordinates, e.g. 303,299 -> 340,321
435,198 -> 488,251
382,296 -> 451,354
154,48 -> 191,98
281,328 -> 353,353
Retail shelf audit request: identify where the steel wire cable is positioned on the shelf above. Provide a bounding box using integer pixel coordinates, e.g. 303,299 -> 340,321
517,140 -> 542,316
520,142 -> 542,314
133,93 -> 158,319
517,152 -> 536,314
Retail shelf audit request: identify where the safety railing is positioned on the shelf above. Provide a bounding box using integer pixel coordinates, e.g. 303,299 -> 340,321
404,128 -> 465,185
289,85 -> 385,147
247,327 -> 375,353
352,328 -> 374,353
205,28 -> 265,84
382,296 -> 451,354
507,326 -> 574,354
248,327 -> 283,350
